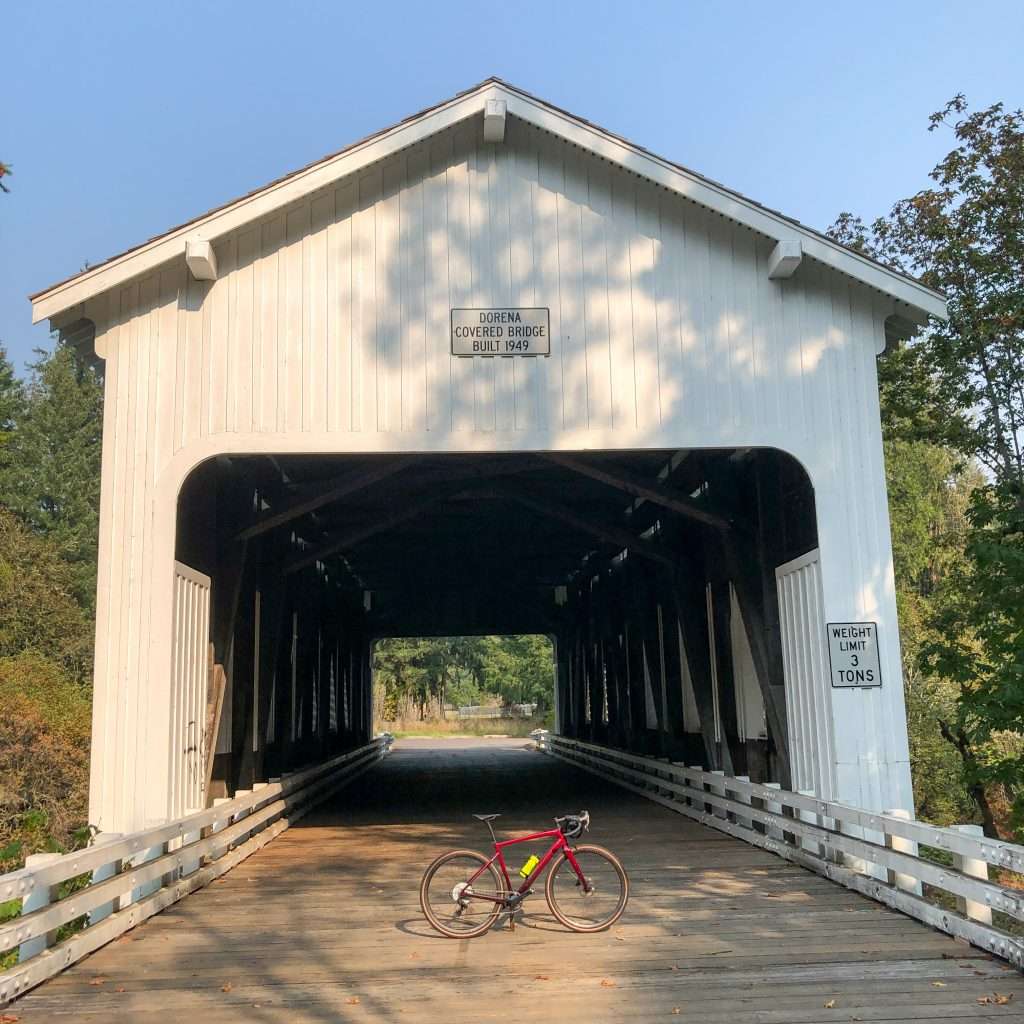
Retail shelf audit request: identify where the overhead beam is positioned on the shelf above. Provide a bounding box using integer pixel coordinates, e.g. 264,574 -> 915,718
281,489 -> 455,575
474,485 -> 675,567
541,453 -> 731,531
235,457 -> 417,542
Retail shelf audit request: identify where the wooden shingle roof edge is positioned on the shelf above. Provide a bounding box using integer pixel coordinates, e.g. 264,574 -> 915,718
29,77 -> 947,325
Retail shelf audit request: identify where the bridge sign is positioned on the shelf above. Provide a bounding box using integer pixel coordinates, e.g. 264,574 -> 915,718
451,307 -> 550,356
827,622 -> 882,688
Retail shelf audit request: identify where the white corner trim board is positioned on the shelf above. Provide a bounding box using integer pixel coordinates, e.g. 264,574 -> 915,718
28,79 -> 946,326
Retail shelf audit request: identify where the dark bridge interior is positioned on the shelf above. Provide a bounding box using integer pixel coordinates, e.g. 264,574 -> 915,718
175,449 -> 817,798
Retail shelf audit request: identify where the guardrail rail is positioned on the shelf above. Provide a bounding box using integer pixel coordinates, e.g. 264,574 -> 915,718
536,732 -> 1024,968
0,735 -> 392,1006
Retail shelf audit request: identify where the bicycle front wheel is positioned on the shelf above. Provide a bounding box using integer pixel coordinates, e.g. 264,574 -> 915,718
545,844 -> 628,932
419,850 -> 504,938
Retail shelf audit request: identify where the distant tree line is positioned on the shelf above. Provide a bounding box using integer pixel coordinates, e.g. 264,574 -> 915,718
374,634 -> 554,722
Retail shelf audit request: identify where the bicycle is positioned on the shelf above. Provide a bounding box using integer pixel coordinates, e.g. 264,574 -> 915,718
419,810 -> 629,938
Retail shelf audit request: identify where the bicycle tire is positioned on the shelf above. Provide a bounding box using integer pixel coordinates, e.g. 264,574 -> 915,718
545,844 -> 629,933
419,849 -> 504,938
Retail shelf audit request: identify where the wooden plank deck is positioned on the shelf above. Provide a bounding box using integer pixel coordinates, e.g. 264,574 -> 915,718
13,738 -> 1024,1022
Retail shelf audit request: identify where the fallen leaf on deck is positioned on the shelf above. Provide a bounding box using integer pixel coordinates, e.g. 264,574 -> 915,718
221,983 -> 233,993
535,975 -> 550,981
932,981 -> 946,987
823,999 -> 835,1008
600,979 -> 616,988
0,1014 -> 20,1023
994,993 -> 1014,1005
115,986 -> 126,993
346,996 -> 361,1005
670,965 -> 680,972
88,977 -> 107,986
671,1009 -> 681,1015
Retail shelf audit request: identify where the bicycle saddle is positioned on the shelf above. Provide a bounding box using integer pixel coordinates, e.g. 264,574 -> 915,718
473,813 -> 501,822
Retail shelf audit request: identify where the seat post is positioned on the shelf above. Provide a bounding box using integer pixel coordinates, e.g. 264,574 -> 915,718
484,819 -> 498,845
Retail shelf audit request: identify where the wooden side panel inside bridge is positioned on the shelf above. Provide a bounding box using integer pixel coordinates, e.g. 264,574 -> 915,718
15,741 -> 1023,1023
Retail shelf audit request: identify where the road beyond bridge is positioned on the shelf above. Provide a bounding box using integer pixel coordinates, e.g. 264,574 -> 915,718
13,739 -> 1024,1022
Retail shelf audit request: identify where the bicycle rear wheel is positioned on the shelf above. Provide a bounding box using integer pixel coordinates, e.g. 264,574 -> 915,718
420,850 -> 504,938
545,844 -> 628,932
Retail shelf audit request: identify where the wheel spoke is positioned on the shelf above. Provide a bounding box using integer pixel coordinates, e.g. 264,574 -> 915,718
421,852 -> 504,937
547,846 -> 627,931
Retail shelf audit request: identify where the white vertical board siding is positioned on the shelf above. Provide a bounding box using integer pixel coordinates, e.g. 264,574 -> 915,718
168,562 -> 211,819
86,114 -> 913,831
775,550 -> 836,799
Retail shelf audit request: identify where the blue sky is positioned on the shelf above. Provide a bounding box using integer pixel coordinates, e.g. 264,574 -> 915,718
3,0 -> 1021,371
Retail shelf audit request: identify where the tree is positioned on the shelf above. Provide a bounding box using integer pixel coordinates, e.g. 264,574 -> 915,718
831,96 -> 1024,479
0,345 -> 103,610
0,346 -> 22,454
831,96 -> 1024,835
0,508 -> 94,679
0,161 -> 10,194
924,481 -> 1024,834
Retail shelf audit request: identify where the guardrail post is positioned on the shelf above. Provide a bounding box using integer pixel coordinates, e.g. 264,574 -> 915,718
201,796 -> 233,867
950,824 -> 993,925
130,828 -> 167,903
88,833 -> 125,924
762,782 -> 784,841
710,771 -> 728,819
18,852 -> 62,962
732,776 -> 753,829
689,767 -> 706,813
798,789 -> 823,856
883,809 -> 922,895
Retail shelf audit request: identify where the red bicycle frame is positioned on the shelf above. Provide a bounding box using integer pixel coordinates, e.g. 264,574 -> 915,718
465,827 -> 586,904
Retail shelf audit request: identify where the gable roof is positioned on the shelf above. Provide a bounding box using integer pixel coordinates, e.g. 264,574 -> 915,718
29,78 -> 946,325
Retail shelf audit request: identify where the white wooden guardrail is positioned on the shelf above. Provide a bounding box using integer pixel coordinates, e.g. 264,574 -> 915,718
0,735 -> 392,1006
536,732 -> 1024,968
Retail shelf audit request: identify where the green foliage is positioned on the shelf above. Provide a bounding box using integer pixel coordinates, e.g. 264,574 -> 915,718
831,96 -> 1024,480
0,506 -> 94,679
0,345 -> 103,611
924,482 -> 1024,833
0,342 -> 99,870
374,635 -> 554,721
882,439 -> 981,824
0,652 -> 91,872
0,346 -> 22,451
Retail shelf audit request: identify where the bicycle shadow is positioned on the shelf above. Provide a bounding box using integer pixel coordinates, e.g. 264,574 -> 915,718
394,909 -> 570,938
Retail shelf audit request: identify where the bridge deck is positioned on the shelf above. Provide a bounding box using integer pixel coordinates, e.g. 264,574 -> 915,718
14,739 -> 1024,1022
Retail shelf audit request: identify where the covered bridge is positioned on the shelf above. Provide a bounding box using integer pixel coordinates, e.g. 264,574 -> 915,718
27,78 -> 947,835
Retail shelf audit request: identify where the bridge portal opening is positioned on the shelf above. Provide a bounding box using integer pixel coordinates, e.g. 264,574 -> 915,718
173,449 -> 819,804
372,634 -> 556,731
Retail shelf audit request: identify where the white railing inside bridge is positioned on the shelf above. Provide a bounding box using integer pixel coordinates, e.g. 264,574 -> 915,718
0,736 -> 392,1007
537,732 -> 1024,969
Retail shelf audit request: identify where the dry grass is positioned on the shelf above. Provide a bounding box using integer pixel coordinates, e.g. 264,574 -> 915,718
377,715 -> 546,739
